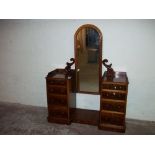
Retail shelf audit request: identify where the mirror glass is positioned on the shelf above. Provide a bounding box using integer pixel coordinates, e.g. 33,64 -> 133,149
75,25 -> 102,93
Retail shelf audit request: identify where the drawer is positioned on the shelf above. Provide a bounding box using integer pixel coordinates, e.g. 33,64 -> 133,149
101,91 -> 126,101
47,85 -> 67,95
48,95 -> 67,105
47,79 -> 66,86
100,111 -> 124,126
48,104 -> 68,112
102,83 -> 127,91
48,103 -> 68,118
101,100 -> 125,113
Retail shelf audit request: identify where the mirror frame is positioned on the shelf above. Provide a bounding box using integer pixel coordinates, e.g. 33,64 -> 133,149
74,24 -> 103,94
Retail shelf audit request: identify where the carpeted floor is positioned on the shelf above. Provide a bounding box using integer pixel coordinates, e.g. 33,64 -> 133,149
0,102 -> 155,135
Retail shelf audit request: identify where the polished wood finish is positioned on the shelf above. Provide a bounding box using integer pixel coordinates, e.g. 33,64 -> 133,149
65,58 -> 75,76
99,71 -> 129,132
46,68 -> 129,132
46,68 -> 99,126
46,24 -> 129,133
102,59 -> 115,80
46,69 -> 76,124
74,24 -> 103,94
70,108 -> 99,126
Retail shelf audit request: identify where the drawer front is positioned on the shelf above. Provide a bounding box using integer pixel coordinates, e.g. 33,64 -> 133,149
101,112 -> 124,126
48,95 -> 67,105
48,101 -> 68,120
101,101 -> 125,113
101,91 -> 126,100
102,83 -> 127,91
47,85 -> 67,95
48,103 -> 68,111
47,79 -> 66,86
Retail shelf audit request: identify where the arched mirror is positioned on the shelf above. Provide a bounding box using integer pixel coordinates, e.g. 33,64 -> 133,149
74,24 -> 102,94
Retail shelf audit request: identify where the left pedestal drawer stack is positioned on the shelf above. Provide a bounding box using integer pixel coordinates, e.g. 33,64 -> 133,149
46,69 -> 76,124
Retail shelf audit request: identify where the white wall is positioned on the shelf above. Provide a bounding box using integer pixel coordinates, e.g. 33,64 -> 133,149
0,19 -> 155,121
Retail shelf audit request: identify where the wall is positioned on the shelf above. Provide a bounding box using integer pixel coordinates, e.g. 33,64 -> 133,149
0,19 -> 155,121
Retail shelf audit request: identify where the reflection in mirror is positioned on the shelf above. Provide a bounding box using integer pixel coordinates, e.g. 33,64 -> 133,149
75,25 -> 102,93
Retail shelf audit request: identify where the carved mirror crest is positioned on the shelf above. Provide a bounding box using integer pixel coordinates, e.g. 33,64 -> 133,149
74,24 -> 102,94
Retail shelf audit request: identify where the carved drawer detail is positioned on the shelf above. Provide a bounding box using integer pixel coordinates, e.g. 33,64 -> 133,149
101,100 -> 125,113
101,91 -> 126,100
102,83 -> 127,91
47,86 -> 67,95
47,79 -> 66,86
101,111 -> 124,126
99,71 -> 129,132
46,69 -> 73,125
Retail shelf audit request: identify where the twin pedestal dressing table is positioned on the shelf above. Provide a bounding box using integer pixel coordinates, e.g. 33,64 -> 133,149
46,24 -> 129,132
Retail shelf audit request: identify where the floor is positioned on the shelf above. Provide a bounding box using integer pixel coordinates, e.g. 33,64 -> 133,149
0,102 -> 155,135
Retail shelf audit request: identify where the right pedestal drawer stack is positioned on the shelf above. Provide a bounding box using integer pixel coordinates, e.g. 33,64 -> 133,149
99,71 -> 129,132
